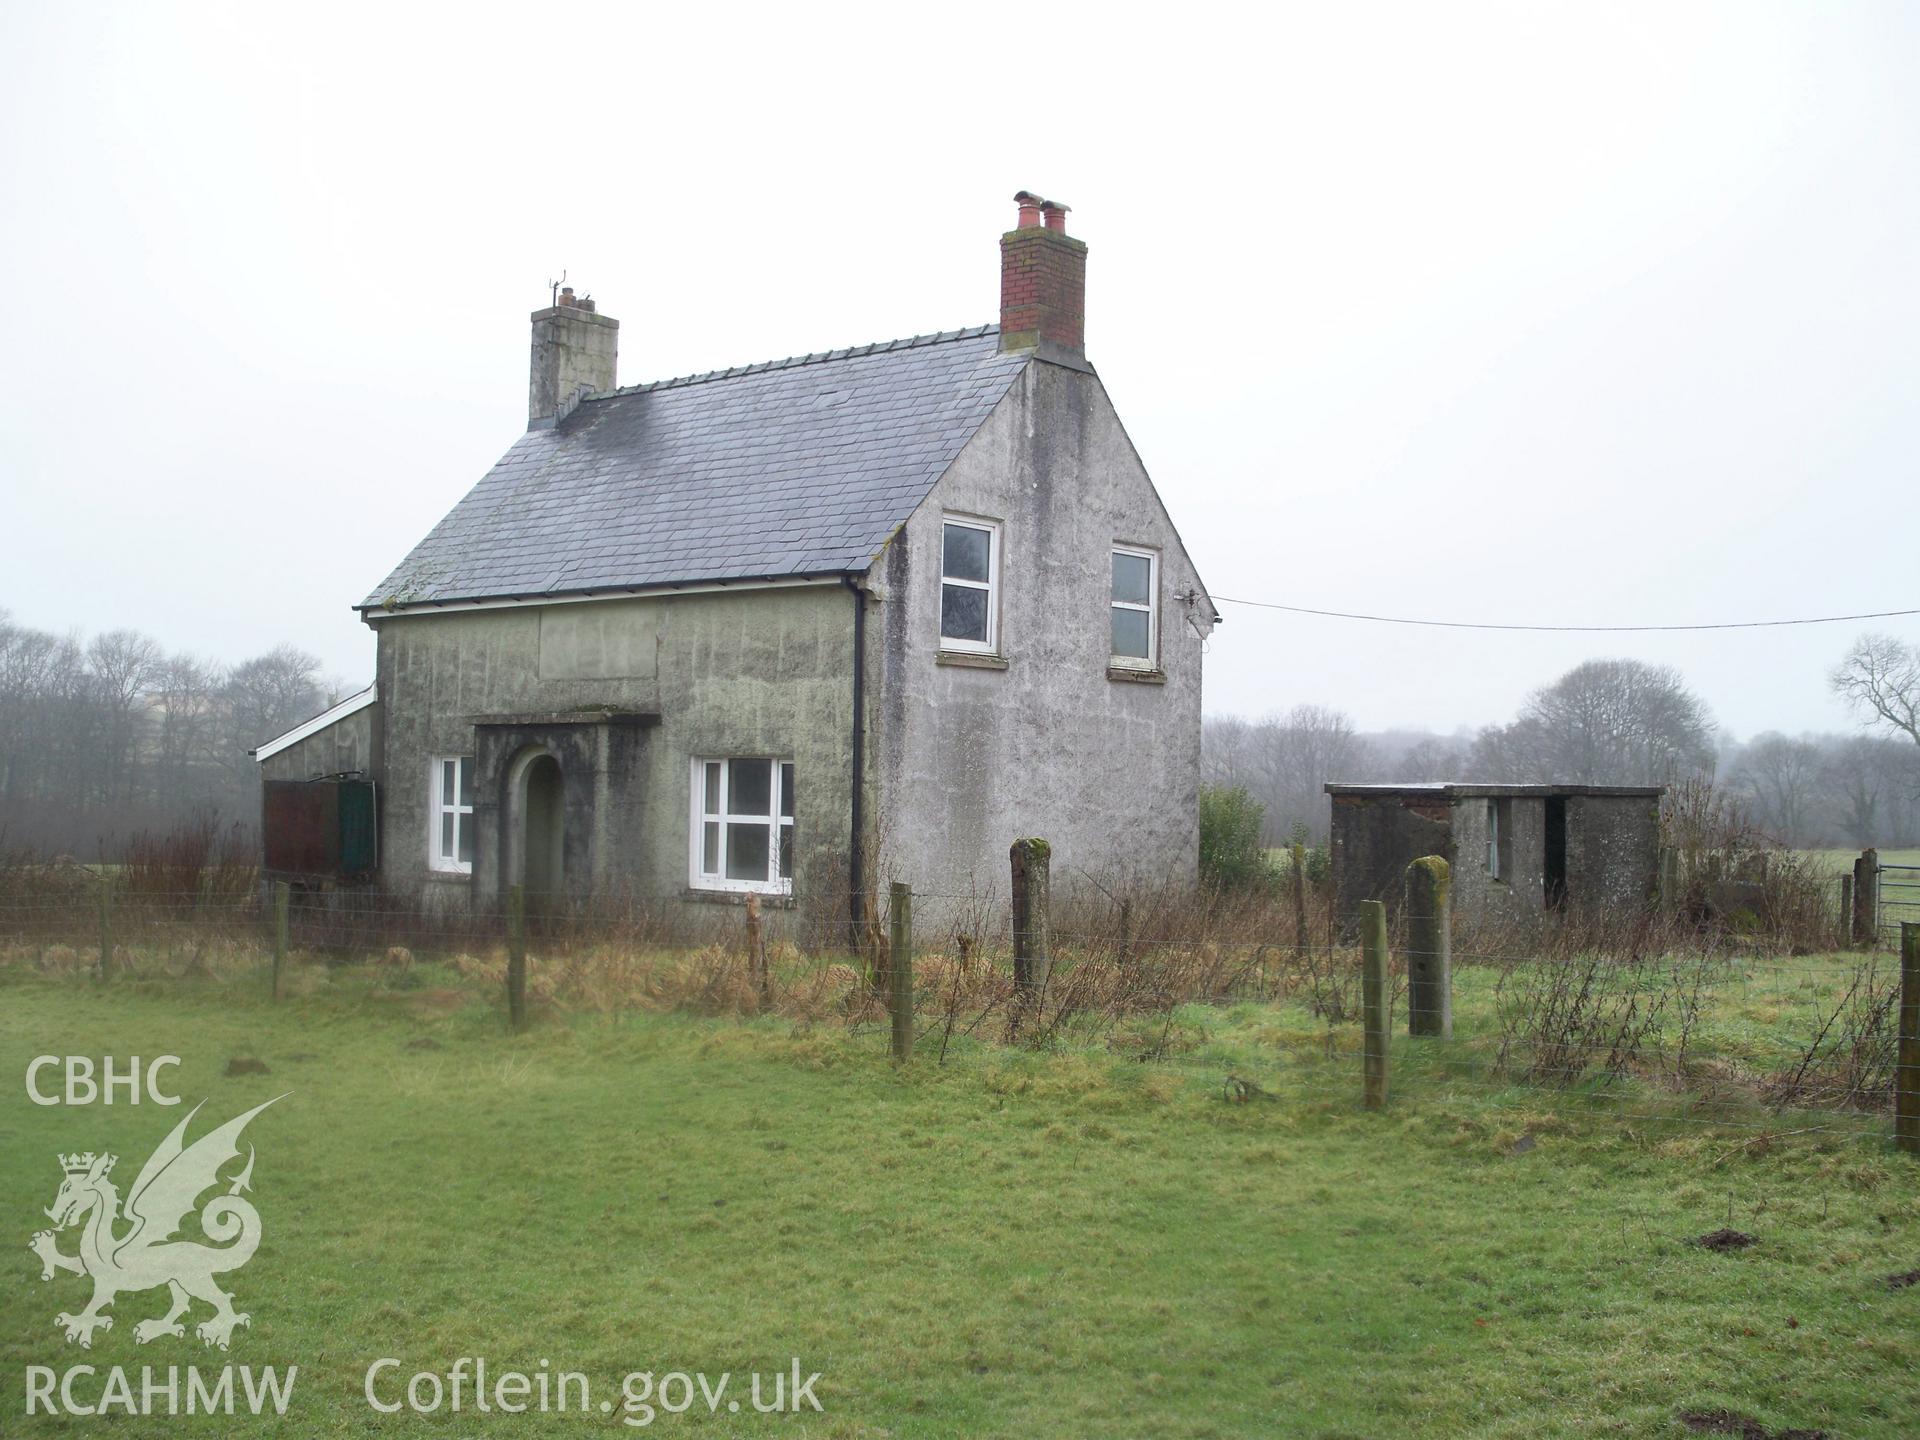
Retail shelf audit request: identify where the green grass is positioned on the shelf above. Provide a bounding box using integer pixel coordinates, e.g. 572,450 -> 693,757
1,965 -> 1916,1438
1800,849 -> 1920,875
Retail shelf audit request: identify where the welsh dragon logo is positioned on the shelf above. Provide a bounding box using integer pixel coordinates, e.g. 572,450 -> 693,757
28,1097 -> 285,1350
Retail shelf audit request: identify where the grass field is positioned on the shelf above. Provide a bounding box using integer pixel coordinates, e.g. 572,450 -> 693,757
1,960 -> 1916,1439
1800,850 -> 1920,875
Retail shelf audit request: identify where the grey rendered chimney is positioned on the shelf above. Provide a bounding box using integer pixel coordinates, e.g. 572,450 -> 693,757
528,286 -> 619,428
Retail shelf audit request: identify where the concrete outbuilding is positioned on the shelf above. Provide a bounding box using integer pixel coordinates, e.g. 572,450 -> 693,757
254,195 -> 1219,933
1325,783 -> 1664,928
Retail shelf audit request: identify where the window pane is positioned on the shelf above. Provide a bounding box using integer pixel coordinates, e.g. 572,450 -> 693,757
702,821 -> 719,875
440,812 -> 454,861
441,759 -> 456,807
778,822 -> 795,879
726,821 -> 770,881
1112,606 -> 1151,659
729,758 -> 772,817
1111,551 -> 1152,606
780,764 -> 795,818
703,761 -> 721,815
942,522 -> 990,583
941,583 -> 988,643
457,759 -> 473,807
456,814 -> 473,866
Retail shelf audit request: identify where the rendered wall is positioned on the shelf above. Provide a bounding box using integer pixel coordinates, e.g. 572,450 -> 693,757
871,359 -> 1212,909
258,704 -> 379,784
369,586 -> 860,932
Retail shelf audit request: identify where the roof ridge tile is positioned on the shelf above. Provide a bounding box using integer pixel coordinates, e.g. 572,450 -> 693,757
598,323 -> 1002,398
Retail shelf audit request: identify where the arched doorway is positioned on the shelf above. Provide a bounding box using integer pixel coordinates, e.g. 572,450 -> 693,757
508,748 -> 565,912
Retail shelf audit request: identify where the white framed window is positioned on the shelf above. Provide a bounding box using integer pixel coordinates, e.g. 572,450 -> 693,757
690,758 -> 795,894
430,756 -> 474,875
1110,545 -> 1158,668
940,515 -> 1000,654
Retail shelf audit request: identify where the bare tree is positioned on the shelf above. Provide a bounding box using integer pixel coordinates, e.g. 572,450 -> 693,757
1727,732 -> 1823,846
1201,713 -> 1258,788
1250,703 -> 1367,842
1394,733 -> 1472,781
1472,658 -> 1716,785
87,629 -> 163,807
1831,633 -> 1920,747
216,644 -> 327,802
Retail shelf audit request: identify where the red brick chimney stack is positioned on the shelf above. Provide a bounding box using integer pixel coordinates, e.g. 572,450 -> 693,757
999,190 -> 1087,357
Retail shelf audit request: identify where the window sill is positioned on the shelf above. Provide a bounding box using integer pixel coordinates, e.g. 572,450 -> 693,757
424,869 -> 472,883
1106,665 -> 1166,685
683,888 -> 796,909
937,651 -> 1009,671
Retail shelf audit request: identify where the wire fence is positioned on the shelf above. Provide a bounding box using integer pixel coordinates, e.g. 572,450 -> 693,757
0,876 -> 1913,1155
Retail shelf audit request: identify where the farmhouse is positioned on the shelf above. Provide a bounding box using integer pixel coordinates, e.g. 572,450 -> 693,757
1325,783 -> 1663,927
254,195 -> 1219,932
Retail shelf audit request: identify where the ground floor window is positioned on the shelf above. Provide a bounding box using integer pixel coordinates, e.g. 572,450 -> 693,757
691,758 -> 794,893
431,756 -> 474,874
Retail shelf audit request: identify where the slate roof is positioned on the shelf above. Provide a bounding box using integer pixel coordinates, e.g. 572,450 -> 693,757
360,325 -> 1031,610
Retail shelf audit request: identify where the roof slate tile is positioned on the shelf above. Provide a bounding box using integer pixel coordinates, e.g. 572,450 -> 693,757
361,327 -> 1027,608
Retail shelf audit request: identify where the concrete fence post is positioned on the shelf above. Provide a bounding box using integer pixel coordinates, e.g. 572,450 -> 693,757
1897,922 -> 1919,1157
1404,856 -> 1452,1039
506,884 -> 528,1032
1011,838 -> 1052,994
271,881 -> 290,1002
1361,899 -> 1390,1111
745,892 -> 769,1004
889,882 -> 913,1064
1853,849 -> 1879,947
1657,846 -> 1681,913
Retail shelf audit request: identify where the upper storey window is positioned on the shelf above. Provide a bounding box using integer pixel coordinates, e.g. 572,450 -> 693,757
940,516 -> 1000,654
1110,546 -> 1158,669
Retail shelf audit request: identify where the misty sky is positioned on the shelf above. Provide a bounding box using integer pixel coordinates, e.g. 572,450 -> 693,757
2,2 -> 1914,744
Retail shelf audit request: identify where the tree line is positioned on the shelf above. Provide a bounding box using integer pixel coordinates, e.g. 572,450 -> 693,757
0,611 -> 344,856
1205,641 -> 1920,850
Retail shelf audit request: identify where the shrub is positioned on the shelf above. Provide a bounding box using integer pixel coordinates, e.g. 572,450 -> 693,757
1199,785 -> 1273,892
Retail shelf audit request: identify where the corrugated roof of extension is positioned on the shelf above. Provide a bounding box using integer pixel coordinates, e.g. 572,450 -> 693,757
360,325 -> 1033,612
1325,783 -> 1667,798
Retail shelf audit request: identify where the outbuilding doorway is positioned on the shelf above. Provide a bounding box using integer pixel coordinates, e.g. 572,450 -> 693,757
513,749 -> 565,913
1544,795 -> 1569,910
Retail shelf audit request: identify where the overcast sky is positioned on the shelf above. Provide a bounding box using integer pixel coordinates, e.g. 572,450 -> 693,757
2,2 -> 1914,742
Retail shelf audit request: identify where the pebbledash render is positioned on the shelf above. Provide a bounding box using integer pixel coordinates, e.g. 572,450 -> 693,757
252,194 -> 1219,934
1324,783 -> 1664,929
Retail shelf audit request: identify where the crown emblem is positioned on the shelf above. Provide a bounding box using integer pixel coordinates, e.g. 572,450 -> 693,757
58,1153 -> 112,1176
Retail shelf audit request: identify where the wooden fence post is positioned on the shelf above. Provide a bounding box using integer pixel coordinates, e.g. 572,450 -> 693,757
745,892 -> 769,1004
1361,899 -> 1390,1111
1291,842 -> 1309,959
1853,848 -> 1878,946
889,882 -> 913,1063
1404,856 -> 1451,1039
96,876 -> 113,982
271,881 -> 290,1001
1011,838 -> 1051,994
1897,922 -> 1919,1157
1839,873 -> 1854,948
506,884 -> 528,1032
1657,846 -> 1680,913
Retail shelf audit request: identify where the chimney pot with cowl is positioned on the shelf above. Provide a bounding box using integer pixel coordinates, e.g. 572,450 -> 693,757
999,191 -> 1087,358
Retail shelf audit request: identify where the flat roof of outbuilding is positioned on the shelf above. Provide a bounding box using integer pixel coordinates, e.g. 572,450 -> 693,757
1324,783 -> 1665,798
